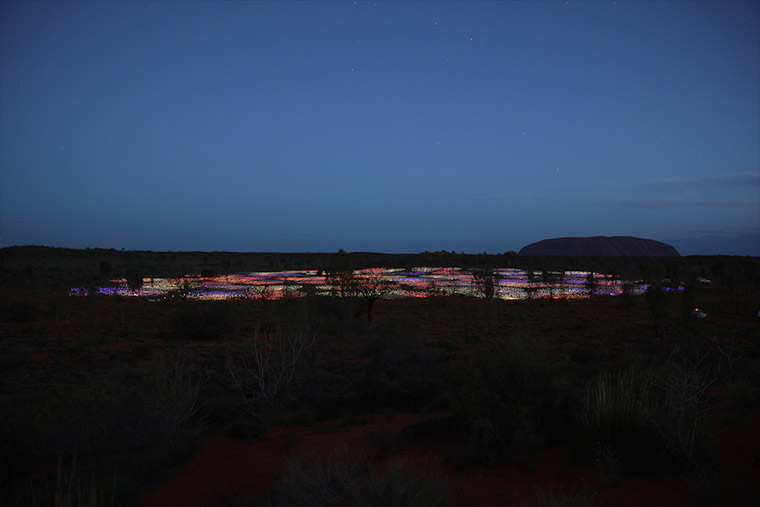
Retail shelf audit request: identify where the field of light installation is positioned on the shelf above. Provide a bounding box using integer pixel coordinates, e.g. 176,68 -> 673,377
73,267 -> 648,300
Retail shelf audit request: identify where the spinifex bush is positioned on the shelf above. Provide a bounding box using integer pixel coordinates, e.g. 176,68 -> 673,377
3,453 -> 118,507
11,353 -> 207,463
579,360 -> 716,476
272,447 -> 367,506
357,316 -> 447,412
364,457 -> 450,507
267,446 -> 450,507
526,482 -> 598,507
1,353 -> 207,505
579,367 -> 662,473
449,335 -> 579,464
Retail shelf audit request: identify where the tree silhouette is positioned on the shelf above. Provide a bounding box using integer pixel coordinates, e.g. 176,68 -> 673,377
541,269 -> 558,300
321,249 -> 354,368
472,268 -> 498,299
524,269 -> 539,299
584,272 -> 598,297
645,284 -> 669,340
473,268 -> 500,335
323,249 -> 355,298
354,271 -> 389,328
125,268 -> 144,292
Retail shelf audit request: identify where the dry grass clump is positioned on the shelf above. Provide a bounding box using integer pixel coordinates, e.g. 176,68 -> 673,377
4,453 -> 121,507
265,446 -> 449,507
579,356 -> 716,478
449,334 -> 579,465
524,482 -> 598,507
0,352 -> 207,505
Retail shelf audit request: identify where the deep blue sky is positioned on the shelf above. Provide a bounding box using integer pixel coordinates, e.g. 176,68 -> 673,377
2,1 -> 758,255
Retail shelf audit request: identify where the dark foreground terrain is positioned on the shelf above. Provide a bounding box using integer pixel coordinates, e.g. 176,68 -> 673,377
1,248 -> 758,506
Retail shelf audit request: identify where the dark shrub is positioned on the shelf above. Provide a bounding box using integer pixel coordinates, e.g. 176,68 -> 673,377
577,368 -> 665,473
268,447 -> 449,507
357,316 -> 445,412
577,363 -> 717,477
125,268 -> 144,292
1,354 -> 207,469
173,300 -> 233,340
571,345 -> 599,365
225,326 -> 318,421
449,335 -> 580,464
1,300 -> 36,323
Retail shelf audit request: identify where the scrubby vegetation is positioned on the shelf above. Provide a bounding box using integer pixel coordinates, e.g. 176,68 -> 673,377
1,248 -> 758,506
449,335 -> 577,464
578,361 -> 716,477
263,447 -> 450,507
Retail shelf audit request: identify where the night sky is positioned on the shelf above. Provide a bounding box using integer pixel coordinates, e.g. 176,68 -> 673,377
2,1 -> 758,256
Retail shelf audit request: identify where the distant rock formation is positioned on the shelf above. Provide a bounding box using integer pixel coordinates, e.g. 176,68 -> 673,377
518,236 -> 680,257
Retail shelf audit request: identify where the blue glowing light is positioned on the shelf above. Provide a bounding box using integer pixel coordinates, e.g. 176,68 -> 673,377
70,267 -> 659,301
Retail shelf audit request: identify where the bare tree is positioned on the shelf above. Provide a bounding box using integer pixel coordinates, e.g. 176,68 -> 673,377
541,269 -> 558,300
158,351 -> 209,439
354,271 -> 390,327
524,269 -> 539,299
323,249 -> 355,298
652,350 -> 716,477
226,327 -> 318,418
472,268 -> 500,335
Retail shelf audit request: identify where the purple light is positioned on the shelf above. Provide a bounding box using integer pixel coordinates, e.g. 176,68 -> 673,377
70,268 -> 661,301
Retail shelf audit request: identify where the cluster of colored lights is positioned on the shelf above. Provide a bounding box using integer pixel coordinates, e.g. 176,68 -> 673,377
71,267 -> 649,301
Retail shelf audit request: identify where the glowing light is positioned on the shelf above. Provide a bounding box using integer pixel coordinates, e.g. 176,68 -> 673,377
71,267 -> 657,301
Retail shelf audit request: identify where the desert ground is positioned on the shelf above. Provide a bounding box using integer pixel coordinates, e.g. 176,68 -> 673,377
1,248 -> 758,506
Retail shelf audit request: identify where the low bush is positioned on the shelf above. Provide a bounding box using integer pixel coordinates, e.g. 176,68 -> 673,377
570,346 -> 600,366
124,268 -> 143,292
2,454 -> 119,507
265,447 -> 449,507
577,367 -> 664,473
225,327 -> 318,421
577,360 -> 717,477
2,353 -> 207,466
1,352 -> 208,505
449,335 -> 580,464
222,417 -> 268,441
364,457 -> 450,507
173,300 -> 234,340
268,447 -> 367,506
1,300 -> 36,323
525,482 -> 598,507
726,376 -> 757,410
593,442 -> 621,489
357,320 -> 448,412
